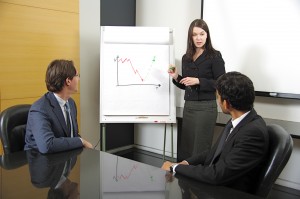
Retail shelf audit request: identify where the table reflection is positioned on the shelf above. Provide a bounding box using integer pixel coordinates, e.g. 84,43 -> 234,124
100,153 -> 167,199
27,149 -> 82,199
0,149 -> 262,199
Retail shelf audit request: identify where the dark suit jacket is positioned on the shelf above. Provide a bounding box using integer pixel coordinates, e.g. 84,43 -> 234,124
175,109 -> 269,194
25,92 -> 83,153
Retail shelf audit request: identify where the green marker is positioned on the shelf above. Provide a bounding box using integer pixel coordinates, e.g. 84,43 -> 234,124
169,66 -> 175,72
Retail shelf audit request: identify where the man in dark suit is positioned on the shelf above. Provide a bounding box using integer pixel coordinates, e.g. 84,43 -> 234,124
25,59 -> 93,153
162,71 -> 269,194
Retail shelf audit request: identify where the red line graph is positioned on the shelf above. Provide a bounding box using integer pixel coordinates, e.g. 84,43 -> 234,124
116,57 -> 144,82
113,164 -> 138,182
114,55 -> 157,85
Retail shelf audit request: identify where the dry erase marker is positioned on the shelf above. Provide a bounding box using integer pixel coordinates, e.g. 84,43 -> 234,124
169,65 -> 175,72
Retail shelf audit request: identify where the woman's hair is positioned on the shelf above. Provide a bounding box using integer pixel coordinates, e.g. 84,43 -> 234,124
185,19 -> 219,61
45,59 -> 77,92
216,71 -> 255,111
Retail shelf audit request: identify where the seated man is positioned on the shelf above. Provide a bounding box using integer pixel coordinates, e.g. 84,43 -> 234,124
25,59 -> 93,153
162,71 -> 269,194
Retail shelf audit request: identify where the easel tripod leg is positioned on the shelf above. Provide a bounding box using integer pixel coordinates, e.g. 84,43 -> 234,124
163,123 -> 167,161
101,123 -> 106,151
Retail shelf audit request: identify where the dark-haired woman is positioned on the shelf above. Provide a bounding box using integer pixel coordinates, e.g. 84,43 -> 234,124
168,19 -> 225,160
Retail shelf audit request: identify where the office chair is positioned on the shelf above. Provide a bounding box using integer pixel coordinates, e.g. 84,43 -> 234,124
254,124 -> 293,198
0,104 -> 31,154
0,150 -> 28,170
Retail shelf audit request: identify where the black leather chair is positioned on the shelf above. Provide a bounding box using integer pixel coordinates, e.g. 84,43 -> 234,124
0,104 -> 31,154
254,124 -> 293,198
0,150 -> 28,170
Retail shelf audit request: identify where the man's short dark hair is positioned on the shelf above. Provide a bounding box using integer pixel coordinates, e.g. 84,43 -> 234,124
216,71 -> 255,111
45,59 -> 77,92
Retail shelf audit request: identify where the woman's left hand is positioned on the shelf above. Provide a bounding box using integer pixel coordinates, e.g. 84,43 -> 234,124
179,77 -> 200,86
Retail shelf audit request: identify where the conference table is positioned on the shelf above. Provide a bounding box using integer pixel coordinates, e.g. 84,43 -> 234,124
0,148 -> 263,199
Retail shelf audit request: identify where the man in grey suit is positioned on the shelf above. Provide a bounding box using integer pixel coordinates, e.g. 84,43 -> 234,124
25,59 -> 93,153
162,71 -> 269,194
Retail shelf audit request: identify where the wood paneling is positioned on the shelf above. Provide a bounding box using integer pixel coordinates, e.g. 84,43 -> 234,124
0,2 -> 79,100
0,0 -> 79,155
0,0 -> 78,13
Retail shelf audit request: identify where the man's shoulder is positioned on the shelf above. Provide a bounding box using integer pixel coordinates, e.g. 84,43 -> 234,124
245,109 -> 266,126
236,110 -> 268,137
239,112 -> 268,141
31,93 -> 52,110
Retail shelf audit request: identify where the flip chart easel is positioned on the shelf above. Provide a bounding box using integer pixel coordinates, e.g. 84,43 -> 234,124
99,26 -> 176,158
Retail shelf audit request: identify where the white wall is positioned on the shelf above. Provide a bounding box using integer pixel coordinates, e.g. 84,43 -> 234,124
79,0 -> 101,150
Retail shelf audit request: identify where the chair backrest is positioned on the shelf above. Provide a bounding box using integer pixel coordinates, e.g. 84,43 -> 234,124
254,124 -> 293,198
0,104 -> 31,154
0,150 -> 28,170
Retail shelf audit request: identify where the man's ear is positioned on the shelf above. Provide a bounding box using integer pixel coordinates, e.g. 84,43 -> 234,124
65,78 -> 71,86
223,99 -> 231,110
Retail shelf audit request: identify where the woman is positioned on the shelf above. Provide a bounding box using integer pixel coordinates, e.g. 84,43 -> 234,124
168,19 -> 225,161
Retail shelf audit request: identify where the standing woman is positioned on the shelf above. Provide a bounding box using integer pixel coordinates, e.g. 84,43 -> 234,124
169,19 -> 225,161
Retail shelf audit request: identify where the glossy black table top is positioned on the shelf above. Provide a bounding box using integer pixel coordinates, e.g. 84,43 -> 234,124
0,148 -> 263,199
